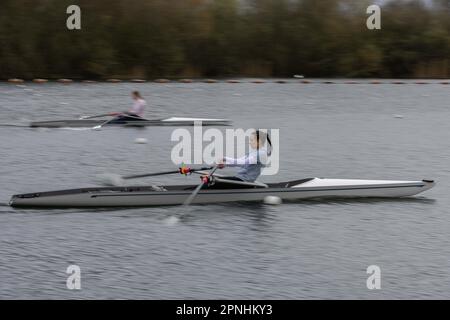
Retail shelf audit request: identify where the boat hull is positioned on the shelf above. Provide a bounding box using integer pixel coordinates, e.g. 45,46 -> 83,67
30,117 -> 231,128
9,178 -> 435,208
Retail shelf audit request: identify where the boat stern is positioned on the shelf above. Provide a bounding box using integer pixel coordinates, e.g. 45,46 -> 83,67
421,179 -> 435,191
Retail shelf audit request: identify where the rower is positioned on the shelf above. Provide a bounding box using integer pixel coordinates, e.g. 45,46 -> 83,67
111,91 -> 147,122
128,91 -> 146,118
203,130 -> 272,189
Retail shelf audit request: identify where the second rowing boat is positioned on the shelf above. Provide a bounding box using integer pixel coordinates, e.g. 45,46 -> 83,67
30,117 -> 232,128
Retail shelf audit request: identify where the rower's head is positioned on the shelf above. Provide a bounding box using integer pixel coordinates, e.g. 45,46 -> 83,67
132,91 -> 142,100
250,130 -> 268,150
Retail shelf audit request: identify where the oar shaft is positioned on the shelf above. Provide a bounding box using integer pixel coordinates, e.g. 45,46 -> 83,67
118,113 -> 146,120
92,113 -> 148,129
212,177 -> 267,188
93,117 -> 117,129
183,165 -> 219,206
122,166 -> 214,180
80,113 -> 116,119
122,170 -> 180,180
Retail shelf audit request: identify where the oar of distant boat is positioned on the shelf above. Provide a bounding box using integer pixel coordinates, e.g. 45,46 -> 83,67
91,113 -> 145,130
79,113 -> 118,120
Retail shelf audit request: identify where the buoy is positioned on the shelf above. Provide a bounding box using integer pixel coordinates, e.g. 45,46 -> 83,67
323,81 -> 334,84
440,81 -> 449,85
134,138 -> 148,144
155,79 -> 170,83
32,79 -> 48,83
263,196 -> 282,205
301,80 -> 311,84
391,81 -> 405,84
8,78 -> 24,84
275,80 -> 286,84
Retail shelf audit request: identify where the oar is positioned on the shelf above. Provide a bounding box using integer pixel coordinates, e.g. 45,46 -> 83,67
92,116 -> 121,130
122,166 -> 213,180
92,113 -> 147,130
98,166 -> 214,186
79,113 -> 118,120
183,165 -> 219,206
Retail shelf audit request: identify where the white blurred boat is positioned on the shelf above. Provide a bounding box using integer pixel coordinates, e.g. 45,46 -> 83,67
29,117 -> 231,128
9,177 -> 435,208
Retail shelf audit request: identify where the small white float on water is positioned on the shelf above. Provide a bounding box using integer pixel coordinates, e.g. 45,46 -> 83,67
264,195 -> 282,205
134,138 -> 148,144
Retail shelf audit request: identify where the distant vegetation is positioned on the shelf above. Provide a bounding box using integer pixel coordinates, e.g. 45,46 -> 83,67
0,0 -> 449,79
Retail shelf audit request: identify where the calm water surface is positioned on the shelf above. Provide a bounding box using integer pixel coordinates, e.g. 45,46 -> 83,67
0,80 -> 449,299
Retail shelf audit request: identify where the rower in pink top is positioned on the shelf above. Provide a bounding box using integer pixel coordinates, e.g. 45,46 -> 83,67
110,91 -> 147,122
128,91 -> 146,117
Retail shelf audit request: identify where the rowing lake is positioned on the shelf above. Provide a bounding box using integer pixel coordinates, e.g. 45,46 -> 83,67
0,80 -> 449,299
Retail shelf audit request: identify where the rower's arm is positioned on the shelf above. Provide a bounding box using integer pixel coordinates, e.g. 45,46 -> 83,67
223,154 -> 254,166
223,150 -> 267,167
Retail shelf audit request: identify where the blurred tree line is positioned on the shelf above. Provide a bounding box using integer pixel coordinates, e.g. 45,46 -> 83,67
0,0 -> 448,79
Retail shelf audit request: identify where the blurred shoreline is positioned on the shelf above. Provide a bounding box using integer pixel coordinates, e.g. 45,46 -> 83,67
2,78 -> 450,84
1,0 -> 448,80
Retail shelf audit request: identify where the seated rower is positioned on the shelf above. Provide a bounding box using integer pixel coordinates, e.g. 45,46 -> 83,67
203,130 -> 272,189
111,91 -> 147,122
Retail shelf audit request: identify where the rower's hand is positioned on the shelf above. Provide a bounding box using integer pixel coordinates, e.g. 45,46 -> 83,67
200,175 -> 211,184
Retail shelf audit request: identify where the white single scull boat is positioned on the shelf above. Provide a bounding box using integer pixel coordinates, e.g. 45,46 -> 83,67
29,117 -> 231,128
9,177 -> 435,208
